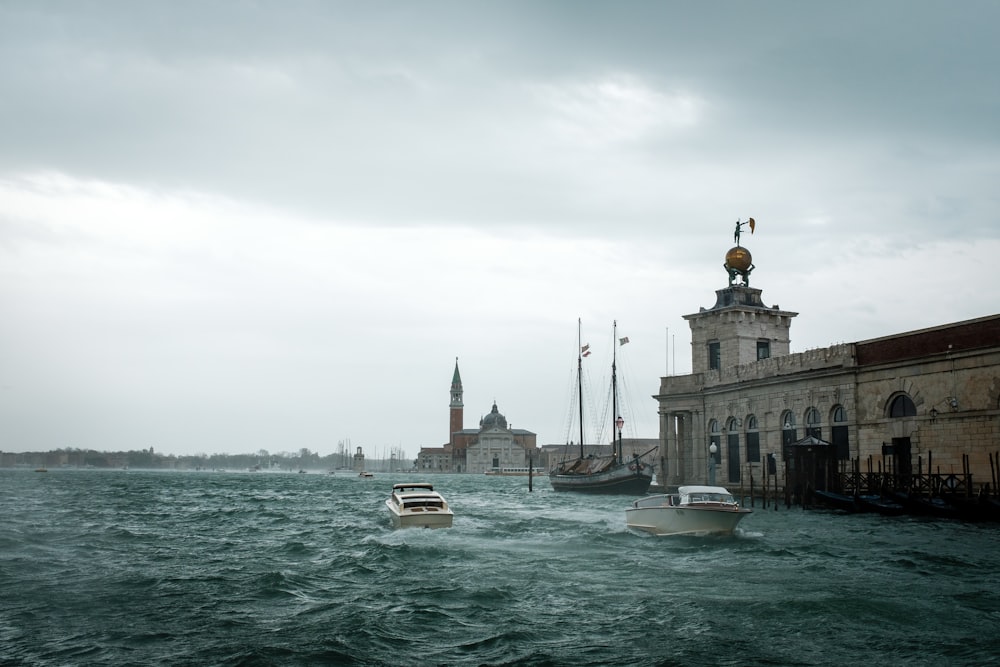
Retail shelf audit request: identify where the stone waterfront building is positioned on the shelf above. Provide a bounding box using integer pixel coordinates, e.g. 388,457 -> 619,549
416,359 -> 538,473
657,231 -> 1000,497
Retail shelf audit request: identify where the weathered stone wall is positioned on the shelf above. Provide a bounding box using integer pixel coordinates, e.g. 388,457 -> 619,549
657,320 -> 1000,492
855,347 -> 1000,482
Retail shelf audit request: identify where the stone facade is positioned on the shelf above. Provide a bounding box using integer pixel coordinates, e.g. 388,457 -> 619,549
415,445 -> 452,473
466,403 -> 538,473
657,280 -> 1000,494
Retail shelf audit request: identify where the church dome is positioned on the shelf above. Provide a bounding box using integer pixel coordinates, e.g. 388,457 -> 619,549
480,402 -> 508,430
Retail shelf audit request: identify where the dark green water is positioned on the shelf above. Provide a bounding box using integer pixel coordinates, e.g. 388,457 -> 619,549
2,469 -> 999,666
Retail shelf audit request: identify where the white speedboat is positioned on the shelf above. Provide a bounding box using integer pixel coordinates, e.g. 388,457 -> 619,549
385,483 -> 454,529
625,485 -> 751,536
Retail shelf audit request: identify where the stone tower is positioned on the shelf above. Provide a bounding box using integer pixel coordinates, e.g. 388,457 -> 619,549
684,224 -> 797,374
657,219 -> 799,488
449,358 -> 464,446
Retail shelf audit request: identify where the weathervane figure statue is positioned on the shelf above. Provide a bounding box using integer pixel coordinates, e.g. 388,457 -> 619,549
733,217 -> 756,246
725,217 -> 757,286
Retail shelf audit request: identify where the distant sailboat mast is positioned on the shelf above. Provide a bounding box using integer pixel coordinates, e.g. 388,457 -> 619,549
577,318 -> 585,459
612,320 -> 620,466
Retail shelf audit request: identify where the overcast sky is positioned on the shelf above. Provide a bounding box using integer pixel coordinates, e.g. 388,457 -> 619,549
2,1 -> 998,460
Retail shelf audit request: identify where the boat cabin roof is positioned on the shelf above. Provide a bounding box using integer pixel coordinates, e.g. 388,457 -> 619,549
392,483 -> 435,492
678,485 -> 733,495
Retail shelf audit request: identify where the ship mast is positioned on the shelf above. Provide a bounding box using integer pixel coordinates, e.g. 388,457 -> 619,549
612,320 -> 620,465
577,318 -> 585,459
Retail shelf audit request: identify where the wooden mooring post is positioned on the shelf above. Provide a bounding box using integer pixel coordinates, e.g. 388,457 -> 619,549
763,461 -> 768,509
990,452 -> 996,496
746,457 -> 781,510
528,453 -> 533,492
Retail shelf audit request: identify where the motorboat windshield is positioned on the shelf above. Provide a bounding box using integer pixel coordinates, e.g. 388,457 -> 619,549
683,491 -> 736,505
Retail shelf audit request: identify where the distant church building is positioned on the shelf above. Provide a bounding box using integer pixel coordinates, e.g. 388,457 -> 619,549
416,359 -> 538,473
657,221 -> 1000,501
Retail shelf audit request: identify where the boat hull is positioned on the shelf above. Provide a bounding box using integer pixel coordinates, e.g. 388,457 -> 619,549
890,492 -> 959,519
549,464 -> 653,495
626,499 -> 751,536
812,489 -> 861,512
385,500 -> 454,529
854,494 -> 907,516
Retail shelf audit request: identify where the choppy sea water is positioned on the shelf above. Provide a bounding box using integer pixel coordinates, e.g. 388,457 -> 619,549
2,469 -> 999,667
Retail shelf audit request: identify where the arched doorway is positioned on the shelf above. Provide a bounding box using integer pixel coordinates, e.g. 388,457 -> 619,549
887,394 -> 916,479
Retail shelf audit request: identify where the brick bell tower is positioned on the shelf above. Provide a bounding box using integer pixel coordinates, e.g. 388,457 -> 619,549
449,358 -> 464,446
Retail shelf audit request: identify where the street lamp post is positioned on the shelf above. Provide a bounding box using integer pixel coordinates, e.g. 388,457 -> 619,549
709,443 -> 717,485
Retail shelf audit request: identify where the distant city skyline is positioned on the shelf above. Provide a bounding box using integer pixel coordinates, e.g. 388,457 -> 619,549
0,443 -> 410,470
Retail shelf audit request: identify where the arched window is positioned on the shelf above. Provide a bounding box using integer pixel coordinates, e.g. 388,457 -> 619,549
781,410 -> 796,459
831,405 -> 849,460
889,394 -> 917,418
805,407 -> 821,438
726,417 -> 741,483
745,415 -> 760,462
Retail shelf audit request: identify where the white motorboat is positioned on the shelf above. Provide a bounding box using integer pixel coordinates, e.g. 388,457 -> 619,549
385,483 -> 454,529
625,485 -> 752,536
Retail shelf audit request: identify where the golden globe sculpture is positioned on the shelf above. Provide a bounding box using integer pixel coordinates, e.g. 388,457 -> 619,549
724,246 -> 754,286
725,246 -> 752,272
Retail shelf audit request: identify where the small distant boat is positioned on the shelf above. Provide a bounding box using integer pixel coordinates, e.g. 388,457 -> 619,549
35,467 -> 48,473
625,485 -> 752,536
484,467 -> 546,476
358,471 -> 374,478
385,483 -> 454,529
